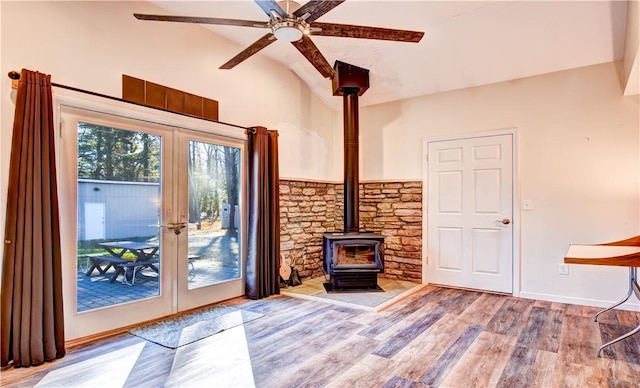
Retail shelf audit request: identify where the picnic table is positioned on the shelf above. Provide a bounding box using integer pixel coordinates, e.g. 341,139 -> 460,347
85,241 -> 159,285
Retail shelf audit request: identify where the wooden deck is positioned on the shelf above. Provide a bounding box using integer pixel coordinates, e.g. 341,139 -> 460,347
2,285 -> 638,387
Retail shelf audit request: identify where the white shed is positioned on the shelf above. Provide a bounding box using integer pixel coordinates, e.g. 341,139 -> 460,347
77,179 -> 160,242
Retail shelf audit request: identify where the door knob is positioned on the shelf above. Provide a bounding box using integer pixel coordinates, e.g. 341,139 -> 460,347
495,218 -> 511,225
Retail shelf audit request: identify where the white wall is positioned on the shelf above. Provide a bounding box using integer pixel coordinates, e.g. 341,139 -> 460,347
0,0 -> 335,260
355,62 -> 640,308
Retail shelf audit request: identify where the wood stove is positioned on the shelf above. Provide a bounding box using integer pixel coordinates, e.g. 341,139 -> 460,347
323,61 -> 385,290
323,232 -> 384,290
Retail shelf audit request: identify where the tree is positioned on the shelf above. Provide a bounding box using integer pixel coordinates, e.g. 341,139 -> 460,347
77,123 -> 241,229
224,147 -> 240,229
77,122 -> 160,182
188,141 -> 202,229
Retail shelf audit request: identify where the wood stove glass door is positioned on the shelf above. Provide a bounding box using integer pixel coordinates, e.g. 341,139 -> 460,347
426,133 -> 513,294
335,241 -> 380,268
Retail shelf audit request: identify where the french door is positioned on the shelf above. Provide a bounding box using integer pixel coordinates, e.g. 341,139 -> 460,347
59,106 -> 245,340
175,131 -> 245,310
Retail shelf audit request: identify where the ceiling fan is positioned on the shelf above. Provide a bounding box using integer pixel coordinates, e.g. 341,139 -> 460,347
134,0 -> 424,78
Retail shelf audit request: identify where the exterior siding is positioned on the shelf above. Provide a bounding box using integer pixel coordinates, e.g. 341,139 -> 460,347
78,180 -> 160,241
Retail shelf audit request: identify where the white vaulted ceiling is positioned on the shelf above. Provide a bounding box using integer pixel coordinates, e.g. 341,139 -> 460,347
149,1 -> 635,110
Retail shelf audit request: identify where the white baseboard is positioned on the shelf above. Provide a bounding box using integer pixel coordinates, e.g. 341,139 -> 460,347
519,291 -> 640,312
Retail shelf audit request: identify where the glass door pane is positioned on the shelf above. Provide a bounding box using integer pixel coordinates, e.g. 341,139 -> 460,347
177,133 -> 244,311
186,140 -> 241,289
75,123 -> 162,311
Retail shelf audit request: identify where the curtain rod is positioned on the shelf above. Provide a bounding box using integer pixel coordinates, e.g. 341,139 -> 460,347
7,70 -> 248,131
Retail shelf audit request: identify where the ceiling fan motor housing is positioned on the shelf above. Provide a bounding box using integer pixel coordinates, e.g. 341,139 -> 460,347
271,1 -> 308,42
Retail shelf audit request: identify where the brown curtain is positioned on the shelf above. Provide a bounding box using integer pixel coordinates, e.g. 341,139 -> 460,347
245,126 -> 280,299
1,69 -> 65,367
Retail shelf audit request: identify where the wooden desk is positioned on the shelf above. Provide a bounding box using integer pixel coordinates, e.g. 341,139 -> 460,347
564,245 -> 640,267
564,237 -> 640,356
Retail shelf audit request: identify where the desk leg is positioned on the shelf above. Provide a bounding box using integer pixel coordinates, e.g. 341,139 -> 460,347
595,267 -> 636,322
596,267 -> 640,356
597,324 -> 640,357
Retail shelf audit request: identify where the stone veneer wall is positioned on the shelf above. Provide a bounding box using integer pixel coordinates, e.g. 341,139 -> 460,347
279,180 -> 337,279
279,179 -> 422,282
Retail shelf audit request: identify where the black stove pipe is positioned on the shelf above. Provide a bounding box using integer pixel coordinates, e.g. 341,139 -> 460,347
332,61 -> 370,234
343,88 -> 360,233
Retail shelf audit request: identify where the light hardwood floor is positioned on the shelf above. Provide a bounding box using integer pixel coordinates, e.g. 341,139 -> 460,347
1,285 -> 638,387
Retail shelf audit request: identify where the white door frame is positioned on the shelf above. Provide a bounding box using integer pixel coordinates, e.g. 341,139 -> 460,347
422,128 -> 520,296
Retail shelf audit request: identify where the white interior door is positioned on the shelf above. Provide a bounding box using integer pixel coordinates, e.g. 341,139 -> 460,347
426,133 -> 514,293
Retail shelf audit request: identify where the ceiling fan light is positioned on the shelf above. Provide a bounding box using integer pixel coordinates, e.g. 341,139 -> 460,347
272,21 -> 304,42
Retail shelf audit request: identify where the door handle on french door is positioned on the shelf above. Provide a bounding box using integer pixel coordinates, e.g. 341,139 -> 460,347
172,222 -> 187,235
160,222 -> 187,235
495,218 -> 511,225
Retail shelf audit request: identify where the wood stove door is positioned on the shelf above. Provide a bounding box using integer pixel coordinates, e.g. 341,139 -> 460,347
426,133 -> 514,293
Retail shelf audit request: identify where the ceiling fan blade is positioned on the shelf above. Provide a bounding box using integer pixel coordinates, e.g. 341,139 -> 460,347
134,13 -> 268,28
291,35 -> 334,78
293,0 -> 345,24
219,33 -> 276,70
254,0 -> 287,19
311,22 -> 424,43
